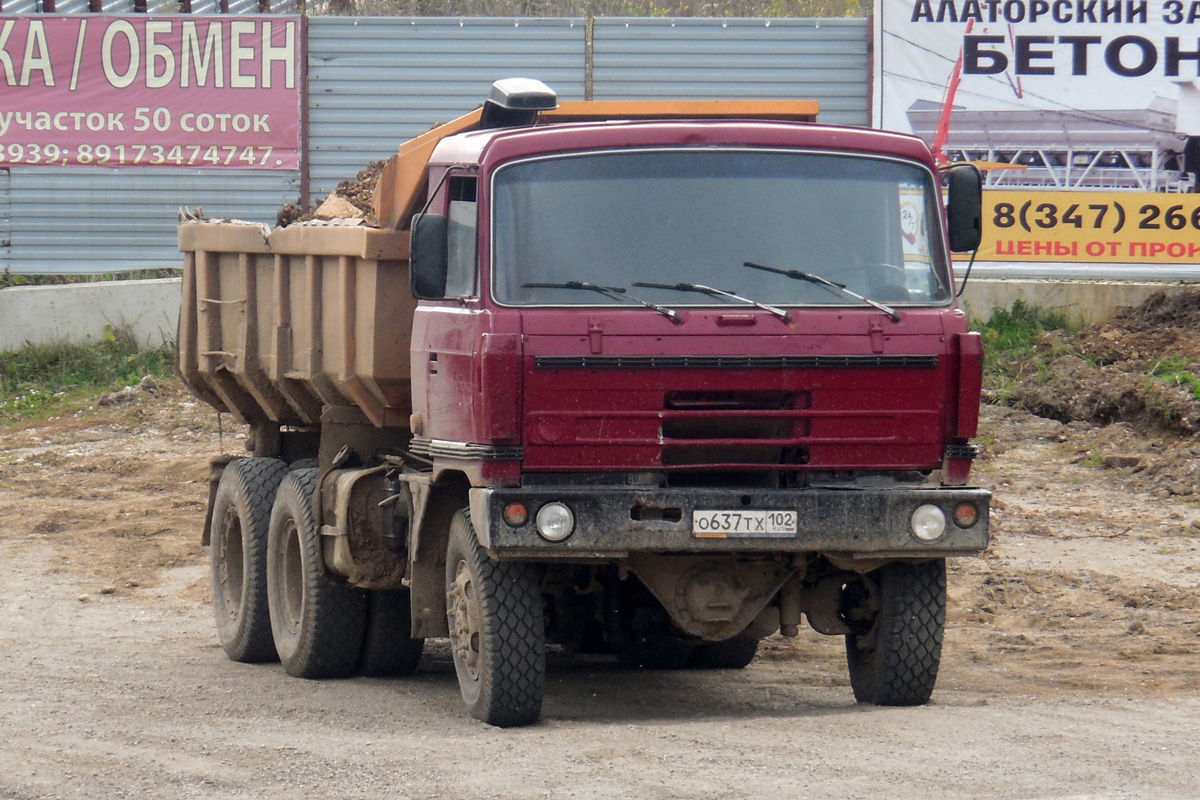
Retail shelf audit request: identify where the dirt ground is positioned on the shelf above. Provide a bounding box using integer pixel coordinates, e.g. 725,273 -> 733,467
2,301 -> 1200,796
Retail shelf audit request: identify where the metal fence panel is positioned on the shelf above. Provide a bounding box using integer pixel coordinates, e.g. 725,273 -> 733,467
8,169 -> 298,274
0,170 -> 9,271
593,17 -> 868,126
306,16 -> 587,197
0,15 -> 870,273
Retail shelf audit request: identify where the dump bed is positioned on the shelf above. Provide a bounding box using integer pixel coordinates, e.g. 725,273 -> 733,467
177,220 -> 414,429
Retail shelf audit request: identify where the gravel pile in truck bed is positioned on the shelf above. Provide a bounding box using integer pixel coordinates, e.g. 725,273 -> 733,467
277,160 -> 386,227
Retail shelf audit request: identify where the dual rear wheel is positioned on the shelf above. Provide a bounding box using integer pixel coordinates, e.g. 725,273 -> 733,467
209,462 -> 424,679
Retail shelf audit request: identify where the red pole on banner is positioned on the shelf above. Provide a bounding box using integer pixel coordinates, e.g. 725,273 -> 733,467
932,19 -> 972,165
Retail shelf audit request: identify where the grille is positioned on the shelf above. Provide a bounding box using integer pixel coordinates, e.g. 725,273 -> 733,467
660,391 -> 811,469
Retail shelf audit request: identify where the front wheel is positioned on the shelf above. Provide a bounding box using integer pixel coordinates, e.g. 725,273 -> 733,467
445,509 -> 545,727
845,559 -> 946,706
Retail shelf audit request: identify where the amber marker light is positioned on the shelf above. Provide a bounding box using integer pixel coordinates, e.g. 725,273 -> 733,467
953,502 -> 979,529
503,502 -> 529,527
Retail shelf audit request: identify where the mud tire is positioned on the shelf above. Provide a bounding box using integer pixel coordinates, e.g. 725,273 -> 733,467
845,559 -> 946,706
688,636 -> 759,670
445,509 -> 545,727
267,469 -> 368,679
210,457 -> 289,663
359,590 -> 425,677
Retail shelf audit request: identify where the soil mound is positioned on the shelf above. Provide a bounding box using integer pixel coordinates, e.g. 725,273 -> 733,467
1006,287 -> 1200,437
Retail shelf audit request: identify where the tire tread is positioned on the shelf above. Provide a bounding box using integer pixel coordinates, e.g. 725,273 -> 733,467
210,457 -> 288,663
268,469 -> 368,679
448,510 -> 544,727
846,559 -> 945,706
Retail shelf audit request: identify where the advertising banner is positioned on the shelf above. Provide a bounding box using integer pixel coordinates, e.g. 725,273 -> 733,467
873,0 -> 1200,265
0,15 -> 300,170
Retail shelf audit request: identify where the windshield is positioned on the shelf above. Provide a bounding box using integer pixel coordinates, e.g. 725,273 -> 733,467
491,149 -> 950,308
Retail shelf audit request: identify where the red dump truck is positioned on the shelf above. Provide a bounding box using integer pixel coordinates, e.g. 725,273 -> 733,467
179,79 -> 988,727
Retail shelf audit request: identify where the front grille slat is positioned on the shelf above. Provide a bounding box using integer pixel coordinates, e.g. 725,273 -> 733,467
535,354 -> 939,370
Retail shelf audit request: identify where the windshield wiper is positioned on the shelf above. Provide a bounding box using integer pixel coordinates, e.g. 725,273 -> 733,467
522,281 -> 682,323
742,262 -> 900,322
632,281 -> 790,323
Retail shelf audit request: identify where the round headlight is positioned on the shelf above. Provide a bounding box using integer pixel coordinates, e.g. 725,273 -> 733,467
535,502 -> 575,542
910,504 -> 947,542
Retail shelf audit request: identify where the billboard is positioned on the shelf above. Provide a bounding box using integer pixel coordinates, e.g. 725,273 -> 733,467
0,15 -> 300,170
873,0 -> 1200,265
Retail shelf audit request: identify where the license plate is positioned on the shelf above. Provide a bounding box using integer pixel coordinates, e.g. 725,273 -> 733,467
693,509 -> 798,538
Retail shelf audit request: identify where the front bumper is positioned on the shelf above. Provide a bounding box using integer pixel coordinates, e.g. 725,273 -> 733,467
469,485 -> 989,559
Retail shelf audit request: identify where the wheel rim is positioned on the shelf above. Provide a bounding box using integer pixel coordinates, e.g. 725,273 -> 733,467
280,518 -> 304,634
447,560 -> 481,681
216,506 -> 245,620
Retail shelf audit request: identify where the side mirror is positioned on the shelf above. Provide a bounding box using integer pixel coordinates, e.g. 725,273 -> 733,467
410,213 -> 449,300
944,163 -> 982,253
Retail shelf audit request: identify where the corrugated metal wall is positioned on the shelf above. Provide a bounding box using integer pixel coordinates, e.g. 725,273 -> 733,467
306,17 -> 588,197
0,170 -> 10,272
8,169 -> 299,273
2,14 -> 869,273
592,18 -> 867,126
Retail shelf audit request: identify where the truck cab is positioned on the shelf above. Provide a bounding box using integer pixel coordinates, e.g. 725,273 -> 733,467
403,81 -> 987,722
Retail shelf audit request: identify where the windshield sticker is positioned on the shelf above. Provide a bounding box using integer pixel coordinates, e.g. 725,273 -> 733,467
898,182 -> 935,297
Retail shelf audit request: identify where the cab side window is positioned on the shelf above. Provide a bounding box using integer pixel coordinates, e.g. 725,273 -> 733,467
444,177 -> 478,298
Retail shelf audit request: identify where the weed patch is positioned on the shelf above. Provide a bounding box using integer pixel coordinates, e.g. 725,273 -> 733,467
973,300 -> 1078,403
0,326 -> 175,424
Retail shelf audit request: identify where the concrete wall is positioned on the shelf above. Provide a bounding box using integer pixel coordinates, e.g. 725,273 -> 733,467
0,279 -> 182,354
0,276 -> 1191,355
958,279 -> 1184,327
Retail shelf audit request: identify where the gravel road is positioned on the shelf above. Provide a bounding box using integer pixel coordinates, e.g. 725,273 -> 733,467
1,388 -> 1198,799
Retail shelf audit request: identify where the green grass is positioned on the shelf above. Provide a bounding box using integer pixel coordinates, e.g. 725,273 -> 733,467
0,326 -> 175,425
1,268 -> 181,289
973,300 -> 1077,403
1149,354 -> 1200,401
1078,447 -> 1105,468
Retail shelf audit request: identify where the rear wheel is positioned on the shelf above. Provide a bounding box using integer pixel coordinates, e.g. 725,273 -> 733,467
210,457 -> 288,663
616,637 -> 694,669
359,590 -> 425,677
688,636 -> 758,670
267,469 -> 368,679
445,509 -> 545,727
845,559 -> 946,706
